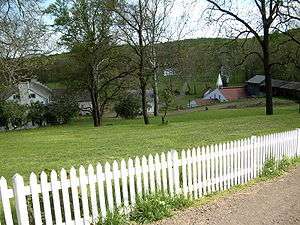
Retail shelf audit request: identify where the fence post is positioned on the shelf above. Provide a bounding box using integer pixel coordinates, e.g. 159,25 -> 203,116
251,136 -> 257,179
297,129 -> 300,157
13,174 -> 29,225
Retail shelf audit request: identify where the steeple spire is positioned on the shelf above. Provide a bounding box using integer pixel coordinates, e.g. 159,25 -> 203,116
216,73 -> 223,88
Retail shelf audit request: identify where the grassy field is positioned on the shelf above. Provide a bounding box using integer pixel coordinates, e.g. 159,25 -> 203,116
0,103 -> 299,184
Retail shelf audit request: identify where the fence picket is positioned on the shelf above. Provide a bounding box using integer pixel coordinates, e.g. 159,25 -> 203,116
96,163 -> 107,220
181,150 -> 188,197
105,163 -> 114,213
135,157 -> 142,197
167,151 -> 174,196
154,154 -> 162,192
186,149 -> 193,197
148,154 -> 156,194
161,153 -> 168,194
192,148 -> 198,198
79,166 -> 90,225
50,170 -> 63,225
142,156 -> 149,196
60,169 -> 72,225
128,158 -> 136,206
88,165 -> 99,222
196,147 -> 202,197
120,160 -> 129,211
13,174 -> 29,225
172,151 -> 180,195
70,168 -> 81,225
113,161 -> 121,209
0,177 -> 14,225
40,172 -> 53,225
201,147 -> 207,195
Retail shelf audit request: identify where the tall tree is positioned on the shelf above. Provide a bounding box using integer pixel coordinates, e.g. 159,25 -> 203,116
0,0 -> 51,88
47,0 -> 132,127
205,0 -> 300,115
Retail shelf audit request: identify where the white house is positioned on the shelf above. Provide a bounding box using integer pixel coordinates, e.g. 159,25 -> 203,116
203,88 -> 227,102
1,79 -> 52,105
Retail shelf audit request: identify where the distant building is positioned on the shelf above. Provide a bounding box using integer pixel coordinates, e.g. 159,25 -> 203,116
0,79 -> 52,105
246,75 -> 300,99
163,68 -> 176,77
203,86 -> 247,102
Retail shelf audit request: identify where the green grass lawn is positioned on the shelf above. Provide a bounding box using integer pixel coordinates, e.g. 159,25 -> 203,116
0,104 -> 299,184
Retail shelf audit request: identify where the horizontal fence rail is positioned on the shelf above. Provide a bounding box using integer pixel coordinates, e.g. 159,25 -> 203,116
1,129 -> 299,225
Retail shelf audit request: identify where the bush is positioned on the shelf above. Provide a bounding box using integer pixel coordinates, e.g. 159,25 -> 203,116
260,157 -> 279,178
95,210 -> 129,225
114,94 -> 141,119
45,95 -> 78,124
0,100 -> 28,129
27,102 -> 47,126
130,193 -> 191,224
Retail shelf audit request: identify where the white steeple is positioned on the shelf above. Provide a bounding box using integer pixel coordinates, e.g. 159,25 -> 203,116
216,73 -> 223,88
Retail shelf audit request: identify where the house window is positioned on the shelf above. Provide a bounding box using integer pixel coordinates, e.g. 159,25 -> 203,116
29,93 -> 36,98
13,94 -> 20,99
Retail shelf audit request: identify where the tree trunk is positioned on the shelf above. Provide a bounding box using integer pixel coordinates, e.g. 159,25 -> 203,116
89,87 -> 101,127
152,71 -> 159,116
140,80 -> 150,125
262,29 -> 273,115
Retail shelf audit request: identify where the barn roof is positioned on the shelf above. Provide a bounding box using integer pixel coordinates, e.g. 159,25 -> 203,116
246,75 -> 265,84
0,86 -> 18,101
221,86 -> 247,100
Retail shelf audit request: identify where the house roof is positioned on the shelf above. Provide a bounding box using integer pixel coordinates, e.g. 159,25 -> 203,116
220,86 -> 247,100
246,75 -> 265,84
0,86 -> 18,101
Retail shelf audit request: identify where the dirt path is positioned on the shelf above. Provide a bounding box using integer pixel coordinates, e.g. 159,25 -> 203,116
152,166 -> 300,225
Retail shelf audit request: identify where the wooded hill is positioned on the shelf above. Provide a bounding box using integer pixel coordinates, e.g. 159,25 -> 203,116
38,28 -> 300,96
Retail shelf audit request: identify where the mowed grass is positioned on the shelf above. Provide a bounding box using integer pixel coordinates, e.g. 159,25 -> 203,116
0,104 -> 299,184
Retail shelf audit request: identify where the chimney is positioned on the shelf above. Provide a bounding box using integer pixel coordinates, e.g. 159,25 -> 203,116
18,81 -> 30,105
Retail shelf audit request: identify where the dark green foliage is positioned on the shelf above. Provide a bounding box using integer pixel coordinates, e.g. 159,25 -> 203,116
114,94 -> 141,119
27,102 -> 47,126
0,101 -> 28,129
261,158 -> 279,178
160,88 -> 175,124
45,95 -> 78,124
130,193 -> 191,224
278,156 -> 293,172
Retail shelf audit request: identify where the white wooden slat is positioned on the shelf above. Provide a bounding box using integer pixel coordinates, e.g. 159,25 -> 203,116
230,141 -> 234,186
0,177 -> 14,225
60,169 -> 72,225
215,144 -> 220,192
233,141 -> 238,185
222,143 -> 227,190
225,142 -> 230,189
161,153 -> 168,194
201,147 -> 207,196
40,172 -> 53,225
181,150 -> 188,197
50,170 -> 63,225
142,156 -> 149,196
172,150 -> 180,195
192,148 -> 198,198
13,174 -> 29,225
70,168 -> 81,225
128,158 -> 136,206
135,157 -> 143,197
96,163 -> 107,220
112,161 -> 121,209
247,138 -> 252,182
196,147 -> 202,197
219,144 -> 224,191
167,151 -> 174,196
206,146 -> 212,194
104,163 -> 114,213
121,160 -> 129,212
186,149 -> 193,196
148,154 -> 156,194
154,154 -> 162,192
87,165 -> 99,222
79,166 -> 90,225
210,145 -> 215,193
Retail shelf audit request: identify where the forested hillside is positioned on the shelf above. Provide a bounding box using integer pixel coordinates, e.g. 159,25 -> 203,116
38,28 -> 300,96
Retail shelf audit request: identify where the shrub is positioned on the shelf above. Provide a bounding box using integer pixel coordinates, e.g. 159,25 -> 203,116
260,157 -> 279,178
95,210 -> 129,225
27,102 -> 47,126
130,193 -> 191,224
0,100 -> 28,129
45,95 -> 78,124
278,156 -> 292,172
114,94 -> 141,119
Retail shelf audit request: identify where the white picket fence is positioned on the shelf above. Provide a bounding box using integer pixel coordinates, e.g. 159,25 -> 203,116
1,129 -> 300,225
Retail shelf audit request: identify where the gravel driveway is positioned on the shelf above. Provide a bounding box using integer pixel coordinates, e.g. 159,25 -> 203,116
152,166 -> 300,225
